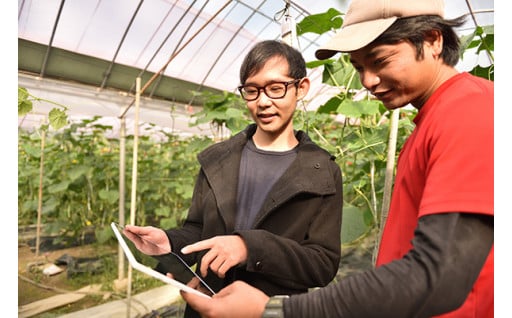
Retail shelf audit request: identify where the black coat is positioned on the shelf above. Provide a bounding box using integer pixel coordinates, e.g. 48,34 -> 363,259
166,123 -> 343,298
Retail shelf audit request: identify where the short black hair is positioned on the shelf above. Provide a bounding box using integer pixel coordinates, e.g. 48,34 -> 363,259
239,40 -> 306,84
373,15 -> 466,66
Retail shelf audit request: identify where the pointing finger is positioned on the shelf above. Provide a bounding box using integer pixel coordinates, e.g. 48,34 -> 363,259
181,238 -> 213,254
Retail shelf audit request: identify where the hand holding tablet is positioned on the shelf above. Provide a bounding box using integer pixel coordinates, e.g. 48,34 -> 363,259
110,222 -> 215,298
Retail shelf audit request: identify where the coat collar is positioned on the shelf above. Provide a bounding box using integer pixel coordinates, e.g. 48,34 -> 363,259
197,124 -> 338,230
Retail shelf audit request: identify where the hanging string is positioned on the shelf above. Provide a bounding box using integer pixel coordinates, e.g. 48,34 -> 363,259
275,0 -> 299,49
275,1 -> 304,131
273,0 -> 290,23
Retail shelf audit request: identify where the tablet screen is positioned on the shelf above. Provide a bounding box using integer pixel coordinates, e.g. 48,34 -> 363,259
112,222 -> 215,296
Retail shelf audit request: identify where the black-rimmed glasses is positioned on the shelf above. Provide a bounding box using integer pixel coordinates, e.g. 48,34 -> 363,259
237,79 -> 301,101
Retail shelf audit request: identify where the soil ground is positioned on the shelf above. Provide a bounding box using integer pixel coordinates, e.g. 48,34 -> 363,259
18,240 -> 120,316
18,228 -> 376,317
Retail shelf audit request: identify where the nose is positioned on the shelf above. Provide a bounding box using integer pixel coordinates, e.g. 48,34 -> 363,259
360,70 -> 380,90
257,89 -> 273,107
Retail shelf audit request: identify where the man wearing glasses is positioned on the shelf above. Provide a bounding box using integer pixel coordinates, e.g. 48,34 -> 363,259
124,40 -> 343,318
238,79 -> 301,103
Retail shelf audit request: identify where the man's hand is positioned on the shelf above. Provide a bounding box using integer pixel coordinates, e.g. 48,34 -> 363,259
181,281 -> 269,318
181,235 -> 248,278
123,225 -> 171,255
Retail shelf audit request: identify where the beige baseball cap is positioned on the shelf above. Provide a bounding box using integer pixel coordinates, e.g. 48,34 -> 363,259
315,0 -> 445,59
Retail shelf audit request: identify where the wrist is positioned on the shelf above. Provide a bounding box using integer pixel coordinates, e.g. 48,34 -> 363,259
262,295 -> 289,318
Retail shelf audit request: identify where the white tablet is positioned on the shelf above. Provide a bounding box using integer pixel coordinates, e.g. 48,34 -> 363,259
111,222 -> 214,298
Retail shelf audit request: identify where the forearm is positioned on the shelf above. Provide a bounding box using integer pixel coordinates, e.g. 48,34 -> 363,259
280,213 -> 493,318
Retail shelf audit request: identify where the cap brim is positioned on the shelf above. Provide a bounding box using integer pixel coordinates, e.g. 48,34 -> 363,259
315,17 -> 397,60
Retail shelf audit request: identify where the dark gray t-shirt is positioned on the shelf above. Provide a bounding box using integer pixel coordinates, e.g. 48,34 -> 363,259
234,139 -> 298,230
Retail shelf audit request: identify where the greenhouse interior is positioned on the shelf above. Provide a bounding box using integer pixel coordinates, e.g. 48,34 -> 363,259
17,0 -> 498,317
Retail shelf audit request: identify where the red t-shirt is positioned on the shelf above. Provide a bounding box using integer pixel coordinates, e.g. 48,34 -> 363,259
376,72 -> 494,317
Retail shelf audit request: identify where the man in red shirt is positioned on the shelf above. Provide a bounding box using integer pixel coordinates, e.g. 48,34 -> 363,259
181,0 -> 494,317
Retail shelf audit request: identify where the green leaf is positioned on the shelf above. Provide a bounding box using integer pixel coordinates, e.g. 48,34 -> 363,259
356,99 -> 381,116
18,87 -> 33,116
22,144 -> 42,158
98,189 -> 119,204
469,65 -> 494,81
477,33 -> 493,53
481,25 -> 494,35
47,181 -> 70,193
341,204 -> 371,243
322,57 -> 362,90
95,225 -> 114,244
18,87 -> 29,101
19,100 -> 33,116
22,199 -> 38,213
337,99 -> 381,118
155,206 -> 171,217
67,165 -> 91,181
296,8 -> 343,35
317,95 -> 343,114
337,99 -> 362,117
42,197 -> 59,215
306,59 -> 333,69
459,32 -> 476,52
48,108 -> 68,130
160,217 -> 178,229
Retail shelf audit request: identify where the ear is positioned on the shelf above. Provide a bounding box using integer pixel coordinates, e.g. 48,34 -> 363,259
425,29 -> 443,58
297,77 -> 310,100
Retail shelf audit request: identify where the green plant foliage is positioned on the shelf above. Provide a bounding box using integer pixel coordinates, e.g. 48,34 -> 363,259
337,99 -> 381,118
48,108 -> 68,130
293,101 -> 416,246
18,86 -> 69,129
296,8 -> 343,35
340,204 -> 371,243
460,25 -> 494,54
320,55 -> 362,90
190,90 -> 251,137
459,24 -> 494,81
18,87 -> 32,115
470,65 -> 493,81
18,6 -> 494,252
18,117 -> 213,245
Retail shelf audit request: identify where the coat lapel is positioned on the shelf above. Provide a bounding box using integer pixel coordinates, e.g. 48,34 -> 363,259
198,126 -> 253,232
